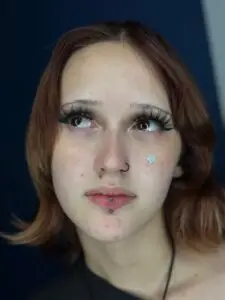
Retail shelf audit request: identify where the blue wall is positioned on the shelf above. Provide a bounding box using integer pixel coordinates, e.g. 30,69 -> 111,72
1,1 -> 224,299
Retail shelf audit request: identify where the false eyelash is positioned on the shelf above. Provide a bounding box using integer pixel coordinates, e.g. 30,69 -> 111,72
58,105 -> 174,131
131,109 -> 174,131
58,107 -> 94,125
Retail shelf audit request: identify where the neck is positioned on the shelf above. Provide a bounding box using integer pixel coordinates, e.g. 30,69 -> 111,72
77,210 -> 173,298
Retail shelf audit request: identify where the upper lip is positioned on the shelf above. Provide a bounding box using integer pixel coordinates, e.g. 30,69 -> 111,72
85,187 -> 136,197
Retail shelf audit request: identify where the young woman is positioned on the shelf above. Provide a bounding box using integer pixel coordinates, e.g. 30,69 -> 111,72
5,21 -> 225,299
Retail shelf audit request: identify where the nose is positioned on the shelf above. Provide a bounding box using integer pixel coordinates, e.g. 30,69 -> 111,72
94,131 -> 129,178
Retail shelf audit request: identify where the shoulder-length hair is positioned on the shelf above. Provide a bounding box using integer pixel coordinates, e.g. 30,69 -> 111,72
3,21 -> 225,261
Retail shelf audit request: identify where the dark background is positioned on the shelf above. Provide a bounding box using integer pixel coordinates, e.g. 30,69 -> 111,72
1,1 -> 225,299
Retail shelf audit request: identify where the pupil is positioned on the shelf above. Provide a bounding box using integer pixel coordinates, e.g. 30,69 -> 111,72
72,116 -> 82,126
139,121 -> 148,130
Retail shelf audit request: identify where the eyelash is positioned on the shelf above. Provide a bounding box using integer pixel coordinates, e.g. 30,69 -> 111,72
131,110 -> 173,131
59,107 -> 94,126
58,106 -> 174,131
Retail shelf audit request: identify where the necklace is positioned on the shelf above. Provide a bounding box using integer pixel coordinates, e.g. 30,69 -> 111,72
84,226 -> 176,300
161,239 -> 175,300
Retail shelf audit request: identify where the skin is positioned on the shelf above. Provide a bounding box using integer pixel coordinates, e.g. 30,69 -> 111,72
51,41 -> 225,299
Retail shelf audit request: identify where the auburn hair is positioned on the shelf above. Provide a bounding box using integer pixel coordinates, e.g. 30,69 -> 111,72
4,20 -> 225,261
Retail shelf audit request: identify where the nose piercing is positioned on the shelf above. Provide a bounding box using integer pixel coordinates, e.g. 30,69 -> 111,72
120,162 -> 130,173
99,162 -> 130,178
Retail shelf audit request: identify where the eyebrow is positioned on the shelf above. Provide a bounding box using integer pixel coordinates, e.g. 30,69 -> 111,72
61,99 -> 171,116
61,99 -> 102,109
130,103 -> 171,116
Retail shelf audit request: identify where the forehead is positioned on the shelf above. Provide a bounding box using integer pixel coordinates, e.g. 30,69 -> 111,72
60,41 -> 170,112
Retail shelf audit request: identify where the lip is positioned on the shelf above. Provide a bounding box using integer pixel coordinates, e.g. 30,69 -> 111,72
85,187 -> 136,212
84,187 -> 136,198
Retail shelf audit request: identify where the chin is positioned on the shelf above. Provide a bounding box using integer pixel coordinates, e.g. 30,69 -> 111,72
82,215 -> 133,243
88,229 -> 130,243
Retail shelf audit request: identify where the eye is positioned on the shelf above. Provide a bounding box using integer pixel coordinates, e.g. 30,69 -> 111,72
69,114 -> 93,129
58,109 -> 96,129
133,118 -> 161,132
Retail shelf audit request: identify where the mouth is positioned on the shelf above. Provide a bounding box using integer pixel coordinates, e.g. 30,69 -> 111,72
84,187 -> 136,212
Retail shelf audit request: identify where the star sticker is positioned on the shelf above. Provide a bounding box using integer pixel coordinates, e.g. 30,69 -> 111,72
146,155 -> 156,164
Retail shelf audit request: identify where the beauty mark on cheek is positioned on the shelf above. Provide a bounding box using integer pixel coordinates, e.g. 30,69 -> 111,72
146,154 -> 157,165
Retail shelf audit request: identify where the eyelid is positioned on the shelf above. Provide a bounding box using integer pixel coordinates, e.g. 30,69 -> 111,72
59,105 -> 106,127
128,109 -> 174,131
128,111 -> 169,123
59,104 -> 174,130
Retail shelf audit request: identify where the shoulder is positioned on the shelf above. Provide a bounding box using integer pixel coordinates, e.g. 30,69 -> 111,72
29,259 -> 89,300
172,244 -> 225,300
179,265 -> 225,300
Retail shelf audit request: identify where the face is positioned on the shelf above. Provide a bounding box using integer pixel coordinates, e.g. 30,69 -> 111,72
51,41 -> 182,242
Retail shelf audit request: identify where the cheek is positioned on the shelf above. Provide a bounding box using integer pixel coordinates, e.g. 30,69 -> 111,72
134,136 -> 181,182
143,158 -> 172,181
51,138 -> 86,184
144,134 -> 181,168
144,154 -> 178,182
138,154 -> 176,206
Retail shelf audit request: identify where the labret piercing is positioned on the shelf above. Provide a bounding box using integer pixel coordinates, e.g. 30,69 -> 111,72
146,154 -> 156,164
106,156 -> 155,214
106,157 -> 155,214
107,197 -> 115,214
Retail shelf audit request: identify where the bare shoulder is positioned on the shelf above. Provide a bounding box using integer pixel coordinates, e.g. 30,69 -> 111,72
172,267 -> 225,300
170,244 -> 225,300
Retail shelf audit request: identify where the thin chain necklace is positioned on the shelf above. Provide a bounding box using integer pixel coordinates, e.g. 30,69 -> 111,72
84,226 -> 176,300
161,239 -> 176,300
84,244 -> 175,300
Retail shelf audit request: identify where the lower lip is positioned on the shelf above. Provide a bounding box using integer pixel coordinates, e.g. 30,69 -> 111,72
87,195 -> 134,211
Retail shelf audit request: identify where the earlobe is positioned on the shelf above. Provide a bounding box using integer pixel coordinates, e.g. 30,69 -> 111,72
173,166 -> 183,178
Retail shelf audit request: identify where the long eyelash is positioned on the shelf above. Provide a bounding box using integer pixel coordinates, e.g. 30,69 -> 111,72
58,106 -> 94,124
131,108 -> 174,131
58,105 -> 174,130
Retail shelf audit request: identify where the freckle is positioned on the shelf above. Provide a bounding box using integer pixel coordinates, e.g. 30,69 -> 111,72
80,173 -> 84,177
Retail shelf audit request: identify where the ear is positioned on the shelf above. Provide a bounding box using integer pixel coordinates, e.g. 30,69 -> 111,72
173,165 -> 183,178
